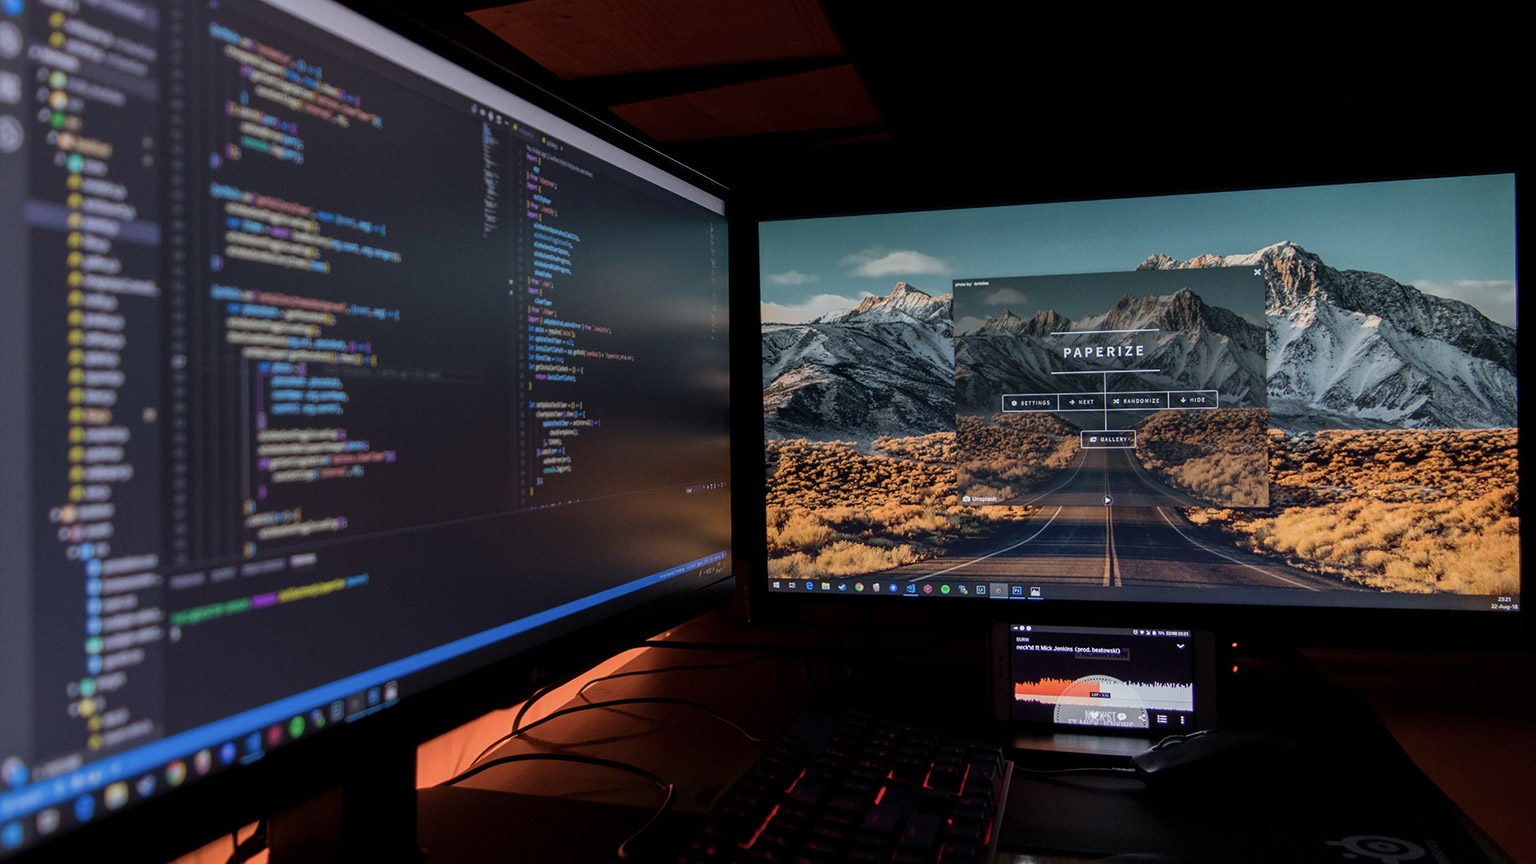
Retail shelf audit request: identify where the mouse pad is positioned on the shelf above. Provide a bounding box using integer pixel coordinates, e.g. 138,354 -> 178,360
999,722 -> 1503,864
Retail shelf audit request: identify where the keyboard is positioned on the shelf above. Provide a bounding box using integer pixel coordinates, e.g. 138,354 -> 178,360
675,710 -> 1012,864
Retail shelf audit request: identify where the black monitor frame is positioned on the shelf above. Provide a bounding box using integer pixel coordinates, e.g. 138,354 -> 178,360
742,167 -> 1526,653
1,0 -> 737,860
21,577 -> 736,864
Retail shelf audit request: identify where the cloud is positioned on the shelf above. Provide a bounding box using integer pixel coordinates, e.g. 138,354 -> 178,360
954,315 -> 987,336
982,287 -> 1030,306
767,270 -> 818,286
1412,279 -> 1517,328
842,248 -> 948,278
761,292 -> 871,324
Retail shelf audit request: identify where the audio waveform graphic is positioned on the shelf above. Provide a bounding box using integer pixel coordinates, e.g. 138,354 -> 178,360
1014,676 -> 1192,711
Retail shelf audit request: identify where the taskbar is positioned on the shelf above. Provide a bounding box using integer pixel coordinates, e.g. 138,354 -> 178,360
765,577 -> 1517,613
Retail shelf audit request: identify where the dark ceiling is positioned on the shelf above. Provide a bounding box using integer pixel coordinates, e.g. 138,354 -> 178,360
378,1 -> 1521,217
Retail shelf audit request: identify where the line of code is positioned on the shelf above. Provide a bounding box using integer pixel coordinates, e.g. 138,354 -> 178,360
515,141 -> 634,505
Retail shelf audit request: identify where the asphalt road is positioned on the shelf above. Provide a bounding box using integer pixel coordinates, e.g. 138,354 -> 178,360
994,445 -> 1210,509
887,502 -> 1346,590
890,446 -> 1350,591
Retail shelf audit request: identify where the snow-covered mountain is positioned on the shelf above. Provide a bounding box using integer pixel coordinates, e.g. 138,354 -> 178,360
763,283 -> 954,440
1138,242 -> 1518,430
955,288 -> 1266,416
806,281 -> 952,327
761,243 -> 1517,440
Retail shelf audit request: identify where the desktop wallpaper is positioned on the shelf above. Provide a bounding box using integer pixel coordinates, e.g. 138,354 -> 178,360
759,175 -> 1518,600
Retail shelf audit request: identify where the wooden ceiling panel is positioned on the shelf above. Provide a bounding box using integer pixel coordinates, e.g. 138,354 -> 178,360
467,0 -> 843,79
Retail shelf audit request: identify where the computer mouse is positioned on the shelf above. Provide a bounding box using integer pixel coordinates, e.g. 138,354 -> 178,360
1129,728 -> 1305,787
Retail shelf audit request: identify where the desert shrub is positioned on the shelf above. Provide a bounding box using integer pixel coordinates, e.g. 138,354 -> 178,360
767,552 -> 814,580
873,432 -> 957,464
770,512 -> 835,552
769,428 -> 1519,595
765,541 -> 920,580
1148,451 -> 1268,506
1195,434 -> 1518,595
954,414 -> 1080,500
1134,409 -> 1269,506
764,436 -> 1046,579
814,540 -> 920,576
1269,428 -> 1517,503
767,438 -> 955,508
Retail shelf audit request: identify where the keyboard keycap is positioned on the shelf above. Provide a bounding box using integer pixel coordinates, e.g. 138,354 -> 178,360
679,712 -> 1010,864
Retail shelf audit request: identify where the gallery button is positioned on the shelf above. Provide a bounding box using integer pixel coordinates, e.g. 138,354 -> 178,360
1002,393 -> 1058,412
1082,430 -> 1136,449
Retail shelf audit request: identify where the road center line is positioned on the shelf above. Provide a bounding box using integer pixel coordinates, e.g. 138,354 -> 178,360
1107,506 -> 1123,587
1102,505 -> 1114,586
1102,466 -> 1116,587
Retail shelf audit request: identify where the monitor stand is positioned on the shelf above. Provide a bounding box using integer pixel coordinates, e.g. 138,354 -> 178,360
265,726 -> 424,864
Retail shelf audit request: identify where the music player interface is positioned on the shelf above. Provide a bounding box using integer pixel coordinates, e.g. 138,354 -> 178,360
1007,625 -> 1196,730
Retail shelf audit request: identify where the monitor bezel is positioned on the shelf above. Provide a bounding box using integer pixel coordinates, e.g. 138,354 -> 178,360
744,168 -> 1526,653
3,0 -> 736,859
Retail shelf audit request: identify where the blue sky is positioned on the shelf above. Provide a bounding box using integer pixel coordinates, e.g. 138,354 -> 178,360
759,174 -> 1518,327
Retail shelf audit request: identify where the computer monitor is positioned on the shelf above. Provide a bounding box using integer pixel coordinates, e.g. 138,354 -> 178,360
755,174 -> 1519,641
0,0 -> 731,858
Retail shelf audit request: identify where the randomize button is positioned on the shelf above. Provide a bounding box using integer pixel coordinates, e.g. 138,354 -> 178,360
1106,391 -> 1168,410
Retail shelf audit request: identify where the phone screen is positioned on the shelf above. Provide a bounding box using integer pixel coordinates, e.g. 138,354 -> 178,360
1001,624 -> 1207,732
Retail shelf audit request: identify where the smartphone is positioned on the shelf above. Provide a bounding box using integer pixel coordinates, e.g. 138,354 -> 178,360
990,623 -> 1216,734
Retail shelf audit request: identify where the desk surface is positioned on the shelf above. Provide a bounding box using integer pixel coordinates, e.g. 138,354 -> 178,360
168,607 -> 1533,863
416,609 -> 1528,864
1302,647 -> 1536,864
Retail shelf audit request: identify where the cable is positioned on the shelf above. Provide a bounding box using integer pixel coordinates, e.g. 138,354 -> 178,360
1010,763 -> 1146,788
502,678 -> 566,747
619,644 -> 851,703
500,642 -> 805,747
571,653 -> 777,701
471,696 -> 770,770
523,696 -> 770,742
222,819 -> 266,864
466,638 -> 855,770
1012,765 -> 1141,777
440,752 -> 675,859
470,649 -> 801,768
